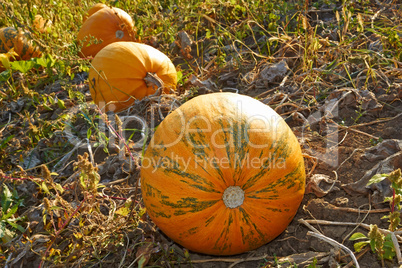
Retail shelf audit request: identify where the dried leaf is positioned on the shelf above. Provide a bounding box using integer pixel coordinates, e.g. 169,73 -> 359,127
115,206 -> 130,217
305,174 -> 338,197
136,242 -> 153,268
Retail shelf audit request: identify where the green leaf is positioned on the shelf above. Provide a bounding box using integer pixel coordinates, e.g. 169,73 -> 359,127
381,214 -> 390,220
0,69 -> 11,82
0,135 -> 15,150
0,53 -> 12,69
49,206 -> 63,211
42,213 -> 47,225
382,234 -> 396,260
41,181 -> 50,195
48,96 -> 55,105
382,249 -> 396,261
3,203 -> 19,220
138,207 -> 146,217
115,199 -> 133,217
392,183 -> 402,195
57,98 -> 66,109
184,249 -> 190,259
369,239 -> 377,252
6,219 -> 25,232
55,183 -> 64,194
367,173 -> 389,186
10,60 -> 36,74
0,221 -> 6,237
384,234 -> 395,248
137,255 -> 147,268
80,64 -> 89,73
87,128 -> 92,140
35,57 -> 48,68
1,185 -> 13,213
176,70 -> 183,84
349,232 -> 368,241
45,54 -> 56,68
79,174 -> 87,189
115,206 -> 130,217
0,222 -> 15,242
42,103 -> 53,111
353,241 -> 369,252
306,257 -> 318,268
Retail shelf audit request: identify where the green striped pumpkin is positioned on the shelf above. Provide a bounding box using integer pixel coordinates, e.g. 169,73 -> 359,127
0,27 -> 42,61
141,92 -> 306,255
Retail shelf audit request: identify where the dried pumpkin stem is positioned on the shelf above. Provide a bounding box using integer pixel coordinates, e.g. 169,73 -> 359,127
223,186 -> 245,209
144,72 -> 164,91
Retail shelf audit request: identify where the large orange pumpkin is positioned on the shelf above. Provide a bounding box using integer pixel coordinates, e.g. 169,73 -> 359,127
77,6 -> 136,58
141,92 -> 306,256
82,3 -> 108,22
88,41 -> 177,112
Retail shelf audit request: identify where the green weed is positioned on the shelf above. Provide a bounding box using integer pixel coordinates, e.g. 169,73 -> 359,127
350,169 -> 402,266
0,184 -> 25,244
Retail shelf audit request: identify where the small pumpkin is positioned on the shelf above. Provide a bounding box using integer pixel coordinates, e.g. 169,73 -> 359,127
33,15 -> 52,33
77,6 -> 136,58
88,41 -> 177,112
83,3 -> 108,22
0,27 -> 42,66
141,92 -> 306,256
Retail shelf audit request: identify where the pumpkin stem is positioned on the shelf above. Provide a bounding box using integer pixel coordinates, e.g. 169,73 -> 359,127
144,72 -> 164,91
222,186 -> 245,209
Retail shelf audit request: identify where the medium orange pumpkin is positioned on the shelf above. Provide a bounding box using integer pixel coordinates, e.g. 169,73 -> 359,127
88,41 -> 177,112
141,92 -> 306,256
82,3 -> 108,22
77,6 -> 136,58
0,27 -> 42,63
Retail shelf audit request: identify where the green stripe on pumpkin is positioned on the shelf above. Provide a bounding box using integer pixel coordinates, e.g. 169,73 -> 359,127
161,197 -> 219,216
161,156 -> 218,192
238,207 -> 266,249
205,215 -> 216,227
213,211 -> 234,252
242,135 -> 291,191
